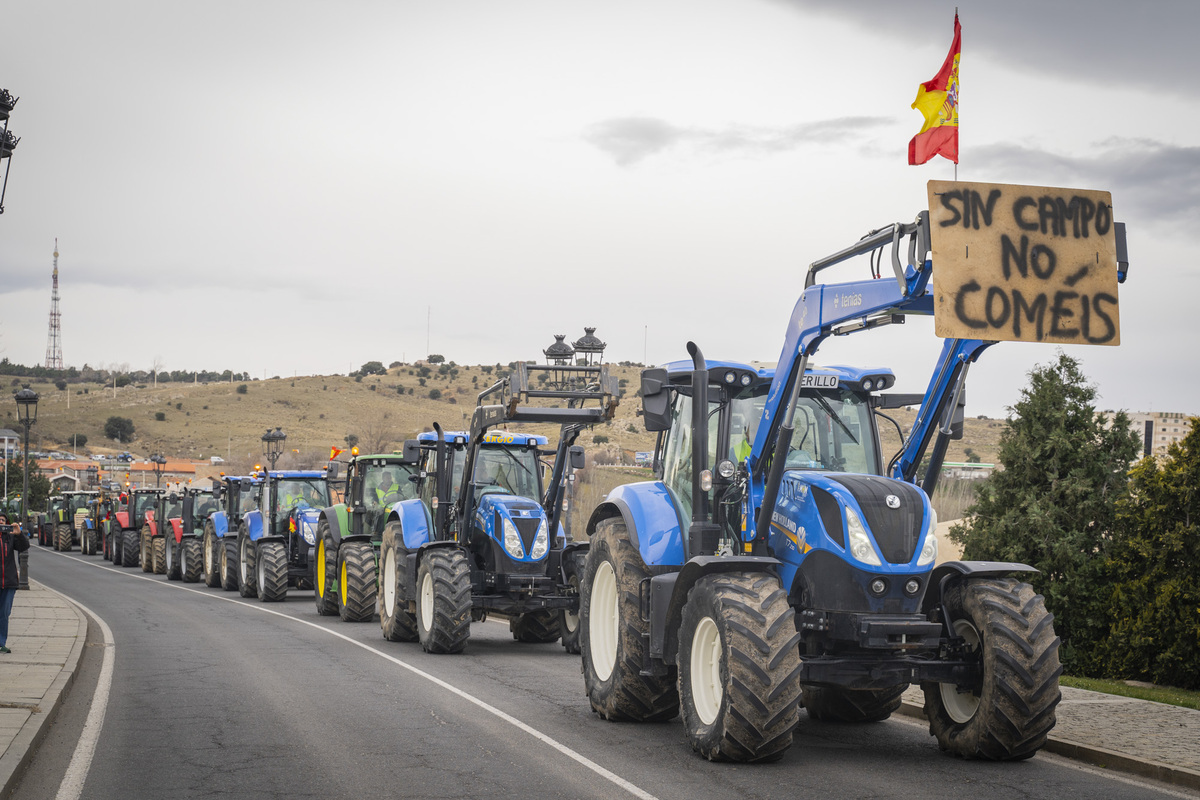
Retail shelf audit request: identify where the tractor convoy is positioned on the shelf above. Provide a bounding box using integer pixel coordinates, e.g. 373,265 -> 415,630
37,181 -> 1132,767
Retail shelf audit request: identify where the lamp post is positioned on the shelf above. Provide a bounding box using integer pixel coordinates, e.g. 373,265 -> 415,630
15,388 -> 37,589
262,428 -> 286,470
0,88 -> 20,215
149,454 -> 167,488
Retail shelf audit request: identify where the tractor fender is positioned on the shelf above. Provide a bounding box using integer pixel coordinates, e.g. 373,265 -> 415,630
390,499 -> 435,552
585,481 -> 687,568
649,555 -> 784,663
318,504 -> 352,548
211,511 -> 230,539
922,560 -> 1040,614
114,510 -> 131,530
242,510 -> 265,543
169,518 -> 184,544
146,518 -> 159,538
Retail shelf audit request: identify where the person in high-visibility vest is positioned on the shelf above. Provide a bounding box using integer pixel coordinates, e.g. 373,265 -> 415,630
375,472 -> 401,506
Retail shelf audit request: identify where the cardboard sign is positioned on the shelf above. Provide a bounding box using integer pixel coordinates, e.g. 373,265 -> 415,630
929,180 -> 1120,345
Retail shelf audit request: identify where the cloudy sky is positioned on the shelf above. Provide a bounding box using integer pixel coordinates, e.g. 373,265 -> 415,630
1,0 -> 1196,417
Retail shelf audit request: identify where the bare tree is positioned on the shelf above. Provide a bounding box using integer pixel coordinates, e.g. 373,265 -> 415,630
356,411 -> 395,455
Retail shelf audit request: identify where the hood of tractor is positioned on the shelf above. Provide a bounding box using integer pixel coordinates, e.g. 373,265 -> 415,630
473,494 -> 550,563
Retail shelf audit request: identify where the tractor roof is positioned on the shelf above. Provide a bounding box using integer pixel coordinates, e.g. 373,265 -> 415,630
656,359 -> 894,391
416,430 -> 547,447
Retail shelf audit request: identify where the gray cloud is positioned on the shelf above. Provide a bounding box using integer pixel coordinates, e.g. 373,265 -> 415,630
584,116 -> 893,166
972,138 -> 1200,229
768,0 -> 1200,99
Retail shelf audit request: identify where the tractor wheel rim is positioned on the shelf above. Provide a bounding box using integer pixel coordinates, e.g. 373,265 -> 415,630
690,616 -> 723,726
589,561 -> 618,682
383,549 -> 397,616
340,558 -> 348,607
941,617 -> 982,724
240,539 -> 249,583
420,570 -> 434,633
315,540 -> 326,598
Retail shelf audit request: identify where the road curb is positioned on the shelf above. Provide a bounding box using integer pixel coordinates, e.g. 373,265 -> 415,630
0,580 -> 89,800
899,700 -> 1200,792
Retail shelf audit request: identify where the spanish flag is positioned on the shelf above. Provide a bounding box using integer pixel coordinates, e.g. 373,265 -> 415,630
329,446 -> 343,461
908,13 -> 960,166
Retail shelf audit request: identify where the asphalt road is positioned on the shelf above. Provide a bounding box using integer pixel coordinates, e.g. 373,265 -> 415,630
14,546 -> 1197,800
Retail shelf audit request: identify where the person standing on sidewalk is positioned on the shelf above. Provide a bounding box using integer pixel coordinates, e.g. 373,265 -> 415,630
0,514 -> 29,653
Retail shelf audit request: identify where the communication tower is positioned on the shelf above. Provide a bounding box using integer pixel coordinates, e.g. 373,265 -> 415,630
44,240 -> 63,370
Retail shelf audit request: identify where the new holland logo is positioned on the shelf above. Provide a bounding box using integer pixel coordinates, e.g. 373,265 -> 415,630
886,495 -> 901,509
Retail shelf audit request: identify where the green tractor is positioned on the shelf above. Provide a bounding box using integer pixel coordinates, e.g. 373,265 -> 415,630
313,450 -> 419,621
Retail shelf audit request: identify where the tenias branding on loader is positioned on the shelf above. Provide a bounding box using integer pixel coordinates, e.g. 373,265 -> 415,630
831,292 -> 863,309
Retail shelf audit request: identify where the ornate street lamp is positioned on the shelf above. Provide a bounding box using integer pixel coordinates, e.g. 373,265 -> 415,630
262,427 -> 287,470
149,454 -> 167,488
14,387 -> 37,589
0,89 -> 19,214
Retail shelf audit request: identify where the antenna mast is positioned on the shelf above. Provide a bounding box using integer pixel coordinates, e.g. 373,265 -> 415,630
45,239 -> 64,369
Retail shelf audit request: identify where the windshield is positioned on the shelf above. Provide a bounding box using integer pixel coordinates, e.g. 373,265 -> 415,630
473,445 -> 540,500
237,482 -> 258,514
70,495 -> 92,512
365,464 -> 416,508
194,495 -> 218,518
134,494 -> 157,517
164,498 -> 183,519
276,479 -> 330,512
786,389 -> 878,474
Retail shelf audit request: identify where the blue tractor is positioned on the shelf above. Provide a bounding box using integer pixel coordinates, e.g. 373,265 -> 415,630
203,475 -> 260,590
378,362 -> 614,653
578,206 -> 1131,762
234,469 -> 332,602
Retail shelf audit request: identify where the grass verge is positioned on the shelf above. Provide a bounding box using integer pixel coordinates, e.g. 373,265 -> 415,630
1061,676 -> 1200,711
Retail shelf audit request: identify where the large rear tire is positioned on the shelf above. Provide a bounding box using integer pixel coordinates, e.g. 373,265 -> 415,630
677,572 -> 802,762
921,577 -> 1061,761
166,537 -> 182,580
379,522 -> 418,642
801,684 -> 905,723
312,523 -> 338,616
237,532 -> 258,598
416,548 -> 471,654
256,541 -> 288,602
202,523 -> 221,587
140,528 -> 155,572
221,538 -> 239,591
559,549 -> 586,654
510,610 -> 561,643
580,517 -> 679,722
181,539 -> 203,583
121,530 -> 139,568
152,536 -> 167,575
337,541 -> 377,622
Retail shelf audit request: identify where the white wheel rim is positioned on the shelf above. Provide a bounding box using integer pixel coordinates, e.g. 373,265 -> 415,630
240,539 -> 250,583
383,549 -> 397,616
205,538 -> 213,572
180,542 -> 187,573
257,546 -> 265,589
563,607 -> 579,634
690,616 -> 723,725
941,618 -> 982,724
167,541 -> 174,572
419,569 -> 434,633
589,561 -> 618,682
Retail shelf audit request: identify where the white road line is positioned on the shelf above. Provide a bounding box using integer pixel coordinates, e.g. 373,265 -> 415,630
39,587 -> 116,800
47,550 -> 660,800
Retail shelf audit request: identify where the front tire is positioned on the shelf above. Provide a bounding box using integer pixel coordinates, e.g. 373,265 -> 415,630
56,523 -> 73,552
312,523 -> 338,616
221,538 -> 239,591
140,529 -> 154,572
580,517 -> 679,722
559,549 -> 586,654
166,538 -> 182,580
337,541 -> 377,622
379,522 -> 418,642
152,537 -> 167,575
181,539 -> 203,583
256,541 -> 288,602
202,523 -> 221,587
921,577 -> 1061,761
416,548 -> 471,654
677,572 -> 802,762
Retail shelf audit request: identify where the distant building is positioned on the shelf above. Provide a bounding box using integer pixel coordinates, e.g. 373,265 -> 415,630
1126,411 -> 1196,458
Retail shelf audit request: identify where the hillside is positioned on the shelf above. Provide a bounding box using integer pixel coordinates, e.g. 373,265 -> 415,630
4,365 -> 1006,471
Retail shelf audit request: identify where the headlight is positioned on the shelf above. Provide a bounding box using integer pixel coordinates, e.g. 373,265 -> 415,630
300,520 -> 316,546
716,459 -> 736,479
502,517 -> 525,558
845,506 -> 882,566
530,517 -> 549,560
917,505 -> 938,566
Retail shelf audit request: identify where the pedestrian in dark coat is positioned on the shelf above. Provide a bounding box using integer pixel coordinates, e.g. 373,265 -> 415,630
0,515 -> 29,653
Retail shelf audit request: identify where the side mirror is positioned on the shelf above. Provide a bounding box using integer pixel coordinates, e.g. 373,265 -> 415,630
568,445 -> 585,471
168,493 -> 179,503
402,440 -> 421,464
326,461 -> 340,480
640,367 -> 672,432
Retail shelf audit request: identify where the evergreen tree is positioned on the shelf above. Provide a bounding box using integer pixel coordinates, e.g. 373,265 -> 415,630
950,352 -> 1138,669
1098,419 -> 1200,689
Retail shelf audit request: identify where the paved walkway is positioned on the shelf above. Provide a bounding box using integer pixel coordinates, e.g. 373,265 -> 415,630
1,580 -> 1198,796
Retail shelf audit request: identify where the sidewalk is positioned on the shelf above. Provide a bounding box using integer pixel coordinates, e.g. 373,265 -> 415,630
0,581 -> 88,798
0,581 -> 1198,794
